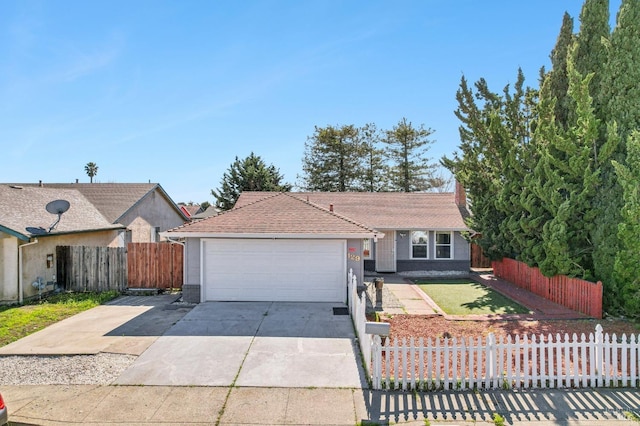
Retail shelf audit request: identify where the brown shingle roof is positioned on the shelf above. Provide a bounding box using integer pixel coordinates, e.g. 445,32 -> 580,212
235,192 -> 470,230
165,192 -> 379,237
10,183 -> 187,223
0,185 -> 123,239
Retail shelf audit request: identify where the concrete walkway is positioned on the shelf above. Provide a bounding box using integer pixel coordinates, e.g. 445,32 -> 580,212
4,384 -> 639,425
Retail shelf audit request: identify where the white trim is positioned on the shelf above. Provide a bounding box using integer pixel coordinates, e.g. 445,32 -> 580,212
435,231 -> 454,260
409,230 -> 429,260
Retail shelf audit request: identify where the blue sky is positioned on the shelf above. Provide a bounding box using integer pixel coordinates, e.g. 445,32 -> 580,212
0,1 -> 622,204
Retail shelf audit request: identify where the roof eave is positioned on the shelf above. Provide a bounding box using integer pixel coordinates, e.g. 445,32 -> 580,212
0,225 -> 30,241
160,231 -> 383,239
41,225 -> 126,237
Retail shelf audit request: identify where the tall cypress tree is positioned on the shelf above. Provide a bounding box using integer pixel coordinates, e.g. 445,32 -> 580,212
574,0 -> 610,118
546,12 -> 575,129
592,0 -> 640,310
612,131 -> 640,317
442,72 -> 536,260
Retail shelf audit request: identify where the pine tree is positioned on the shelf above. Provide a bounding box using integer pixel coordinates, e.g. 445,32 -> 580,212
211,153 -> 291,210
382,118 -> 436,192
357,123 -> 389,192
300,125 -> 362,191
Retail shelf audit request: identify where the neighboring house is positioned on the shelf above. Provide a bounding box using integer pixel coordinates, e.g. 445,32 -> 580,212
0,185 -> 125,303
162,192 -> 380,303
235,184 -> 471,275
190,205 -> 219,220
179,204 -> 203,218
14,183 -> 188,243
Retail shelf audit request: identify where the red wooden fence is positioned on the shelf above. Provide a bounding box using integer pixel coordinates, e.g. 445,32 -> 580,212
127,243 -> 183,289
492,258 -> 602,319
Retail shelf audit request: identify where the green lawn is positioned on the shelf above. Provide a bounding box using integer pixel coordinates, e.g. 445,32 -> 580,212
415,279 -> 530,315
0,291 -> 119,347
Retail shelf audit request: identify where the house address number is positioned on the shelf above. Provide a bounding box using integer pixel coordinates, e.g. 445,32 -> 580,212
347,253 -> 361,261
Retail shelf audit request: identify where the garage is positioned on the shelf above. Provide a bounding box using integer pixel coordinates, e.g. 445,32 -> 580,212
202,238 -> 346,302
163,192 -> 379,304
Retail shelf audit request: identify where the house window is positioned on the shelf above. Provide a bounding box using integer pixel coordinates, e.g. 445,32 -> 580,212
363,239 -> 371,259
411,231 -> 428,259
435,232 -> 452,259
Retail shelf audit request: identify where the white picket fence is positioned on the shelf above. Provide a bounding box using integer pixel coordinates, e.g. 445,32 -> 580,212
348,268 -> 371,371
346,270 -> 640,391
370,326 -> 640,391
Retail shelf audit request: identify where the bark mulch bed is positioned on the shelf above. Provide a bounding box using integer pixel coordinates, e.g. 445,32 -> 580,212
382,314 -> 640,341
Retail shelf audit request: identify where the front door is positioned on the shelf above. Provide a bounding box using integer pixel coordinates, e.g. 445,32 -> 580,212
375,230 -> 396,272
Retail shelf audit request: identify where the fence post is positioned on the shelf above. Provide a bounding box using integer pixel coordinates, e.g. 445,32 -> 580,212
372,335 -> 382,390
486,333 -> 496,389
595,324 -> 603,387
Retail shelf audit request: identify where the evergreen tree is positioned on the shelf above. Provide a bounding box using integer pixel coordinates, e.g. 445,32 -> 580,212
612,131 -> 640,317
546,12 -> 575,129
357,123 -> 389,192
535,53 -> 617,278
592,0 -> 640,309
442,71 -> 536,260
574,0 -> 610,117
300,125 -> 362,191
382,118 -> 436,192
212,152 -> 291,210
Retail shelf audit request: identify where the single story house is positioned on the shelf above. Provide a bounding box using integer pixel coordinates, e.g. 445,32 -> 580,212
162,192 -> 380,303
0,185 -> 124,303
13,182 -> 188,243
235,184 -> 471,275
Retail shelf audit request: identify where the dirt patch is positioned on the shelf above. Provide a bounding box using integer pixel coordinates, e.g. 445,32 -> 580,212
381,314 -> 640,341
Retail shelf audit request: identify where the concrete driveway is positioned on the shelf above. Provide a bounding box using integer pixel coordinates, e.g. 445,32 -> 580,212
114,301 -> 365,388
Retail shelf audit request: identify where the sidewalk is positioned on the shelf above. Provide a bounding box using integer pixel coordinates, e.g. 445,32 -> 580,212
3,384 -> 638,425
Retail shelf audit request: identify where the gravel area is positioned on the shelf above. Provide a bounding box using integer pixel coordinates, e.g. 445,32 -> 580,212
0,353 -> 137,385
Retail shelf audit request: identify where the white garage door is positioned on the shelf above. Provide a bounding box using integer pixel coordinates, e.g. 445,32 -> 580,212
202,239 -> 346,302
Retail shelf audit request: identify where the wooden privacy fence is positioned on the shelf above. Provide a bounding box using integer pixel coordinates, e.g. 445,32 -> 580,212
127,242 -> 183,289
56,246 -> 127,292
370,325 -> 640,391
492,258 -> 602,318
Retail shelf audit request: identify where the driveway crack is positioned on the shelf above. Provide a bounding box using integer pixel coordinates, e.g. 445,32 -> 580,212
215,302 -> 272,426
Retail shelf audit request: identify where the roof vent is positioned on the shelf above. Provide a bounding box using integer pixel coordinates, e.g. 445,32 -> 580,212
329,204 -> 334,212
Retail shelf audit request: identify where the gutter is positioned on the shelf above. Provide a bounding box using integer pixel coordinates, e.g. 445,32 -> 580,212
18,238 -> 39,304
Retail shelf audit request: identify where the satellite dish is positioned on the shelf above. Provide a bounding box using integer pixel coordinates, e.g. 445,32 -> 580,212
26,226 -> 48,235
45,199 -> 70,232
46,200 -> 70,215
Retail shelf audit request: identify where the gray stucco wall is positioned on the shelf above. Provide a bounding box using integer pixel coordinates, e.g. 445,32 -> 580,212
346,238 -> 364,289
120,189 -> 186,243
365,230 -> 470,273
